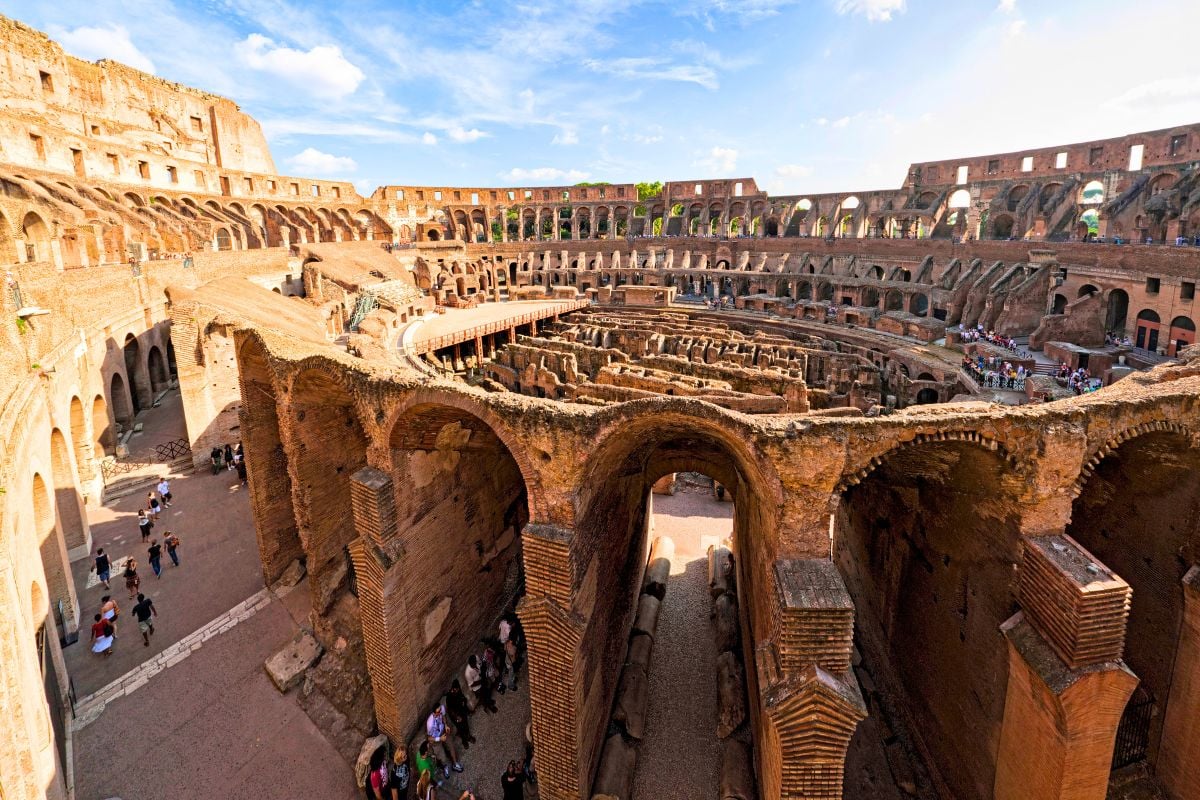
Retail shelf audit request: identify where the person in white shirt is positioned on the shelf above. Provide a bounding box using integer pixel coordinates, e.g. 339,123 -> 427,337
156,477 -> 172,508
425,704 -> 462,778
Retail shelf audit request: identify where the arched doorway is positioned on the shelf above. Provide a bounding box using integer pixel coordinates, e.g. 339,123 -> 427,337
33,473 -> 77,632
1106,289 -> 1129,334
387,402 -> 530,733
562,417 -> 774,798
1168,316 -> 1195,356
1065,431 -> 1199,794
122,334 -> 145,414
49,429 -> 88,551
1052,293 -> 1068,315
837,441 -> 1022,800
109,373 -> 133,431
92,394 -> 114,457
909,294 -> 929,317
914,388 -> 939,404
147,345 -> 169,394
22,211 -> 52,262
1135,309 -> 1162,351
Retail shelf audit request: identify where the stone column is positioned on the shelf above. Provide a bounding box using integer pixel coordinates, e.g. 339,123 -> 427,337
762,559 -> 866,800
346,466 -> 419,743
993,535 -> 1138,800
518,524 -> 585,800
1157,566 -> 1200,800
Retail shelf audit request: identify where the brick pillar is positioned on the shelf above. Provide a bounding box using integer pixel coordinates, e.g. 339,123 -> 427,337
1157,566 -> 1200,800
347,467 -> 417,742
993,535 -> 1138,800
762,560 -> 866,800
518,524 -> 584,800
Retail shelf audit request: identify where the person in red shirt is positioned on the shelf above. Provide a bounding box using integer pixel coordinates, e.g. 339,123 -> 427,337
90,614 -> 114,656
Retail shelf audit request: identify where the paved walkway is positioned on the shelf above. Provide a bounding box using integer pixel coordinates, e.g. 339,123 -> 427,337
632,484 -> 728,799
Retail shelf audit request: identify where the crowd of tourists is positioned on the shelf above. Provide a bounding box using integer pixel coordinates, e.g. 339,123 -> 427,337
962,355 -> 1028,391
1056,363 -> 1101,394
957,324 -> 1022,354
365,612 -> 535,800
89,476 -> 182,657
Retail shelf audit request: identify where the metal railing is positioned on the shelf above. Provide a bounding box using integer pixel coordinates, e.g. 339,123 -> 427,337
99,438 -> 191,485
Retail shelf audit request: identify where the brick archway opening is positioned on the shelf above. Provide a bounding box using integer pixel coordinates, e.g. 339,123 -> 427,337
1066,430 -> 1200,794
836,440 -> 1022,800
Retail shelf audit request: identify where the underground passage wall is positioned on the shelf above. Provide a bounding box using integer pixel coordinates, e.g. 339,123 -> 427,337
835,441 -> 1022,800
1066,429 -> 1200,787
386,404 -> 528,712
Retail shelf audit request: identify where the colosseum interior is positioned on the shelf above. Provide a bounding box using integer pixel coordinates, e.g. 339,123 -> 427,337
2,10 -> 1200,800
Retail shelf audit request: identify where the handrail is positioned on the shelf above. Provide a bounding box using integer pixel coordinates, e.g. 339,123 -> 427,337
407,299 -> 589,355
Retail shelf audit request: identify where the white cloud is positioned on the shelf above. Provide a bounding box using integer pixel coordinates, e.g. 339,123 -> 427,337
832,116 -> 851,128
422,132 -> 439,145
552,128 -> 579,145
236,33 -> 364,100
816,117 -> 829,126
285,147 -> 357,176
1104,76 -> 1200,112
1006,18 -> 1027,36
501,167 -> 591,183
583,57 -> 719,90
54,24 -> 157,74
448,126 -> 489,143
776,164 -> 813,179
695,146 -> 739,174
834,0 -> 907,22
996,0 -> 1017,12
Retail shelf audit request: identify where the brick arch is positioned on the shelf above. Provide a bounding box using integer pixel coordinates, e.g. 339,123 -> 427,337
836,429 -> 1018,493
381,388 -> 549,523
1072,419 -> 1198,498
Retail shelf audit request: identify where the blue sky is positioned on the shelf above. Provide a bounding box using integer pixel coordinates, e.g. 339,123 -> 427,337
6,0 -> 1200,195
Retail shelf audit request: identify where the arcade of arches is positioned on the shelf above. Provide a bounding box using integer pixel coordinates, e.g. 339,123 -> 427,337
230,319 -> 1200,800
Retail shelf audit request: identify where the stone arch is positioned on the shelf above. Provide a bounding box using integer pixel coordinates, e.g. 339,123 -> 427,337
21,211 -> 52,262
109,372 -> 133,430
1073,421 -> 1196,497
92,393 -> 114,457
147,345 -> 169,393
69,396 -> 91,485
836,438 -> 1024,800
1065,428 -> 1200,787
563,404 -> 784,796
49,429 -> 87,551
838,431 -> 1017,493
123,333 -> 147,413
384,399 -> 531,713
32,472 -> 76,629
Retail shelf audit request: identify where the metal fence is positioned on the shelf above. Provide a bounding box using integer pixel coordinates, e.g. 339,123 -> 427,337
99,438 -> 191,485
1111,687 -> 1154,770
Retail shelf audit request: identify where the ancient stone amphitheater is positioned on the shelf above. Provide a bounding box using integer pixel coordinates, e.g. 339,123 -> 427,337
2,13 -> 1199,800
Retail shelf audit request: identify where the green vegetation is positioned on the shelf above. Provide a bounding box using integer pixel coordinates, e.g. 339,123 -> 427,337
491,221 -> 503,240
506,208 -> 519,220
652,217 -> 663,236
636,181 -> 663,201
574,182 -> 612,187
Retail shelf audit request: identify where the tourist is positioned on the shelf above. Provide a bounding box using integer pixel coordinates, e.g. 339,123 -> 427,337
147,491 -> 162,519
388,744 -> 412,800
123,558 -> 141,599
415,771 -> 474,800
445,680 -> 474,749
466,654 -> 495,714
425,704 -> 462,777
505,637 -> 520,691
93,548 -> 111,590
483,643 -> 504,696
224,443 -> 235,471
210,446 -> 223,474
131,593 -> 157,647
414,742 -> 441,789
137,509 -> 153,541
100,595 -> 119,628
368,750 -> 390,800
500,760 -> 526,800
165,531 -> 181,567
90,614 -> 114,657
156,476 -> 172,508
235,457 -> 248,486
148,539 -> 163,578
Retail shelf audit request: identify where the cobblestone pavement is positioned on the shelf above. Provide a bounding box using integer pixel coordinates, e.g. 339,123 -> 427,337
631,485 -> 729,800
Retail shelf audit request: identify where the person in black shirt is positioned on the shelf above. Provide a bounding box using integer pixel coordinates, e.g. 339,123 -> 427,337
94,548 -> 111,589
131,593 -> 157,646
500,760 -> 525,800
148,540 -> 163,578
